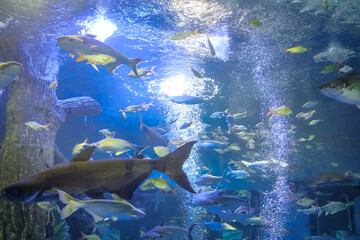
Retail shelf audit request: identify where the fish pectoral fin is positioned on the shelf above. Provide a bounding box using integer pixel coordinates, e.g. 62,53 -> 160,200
70,146 -> 96,162
111,171 -> 152,199
76,55 -> 84,62
91,64 -> 99,72
60,205 -> 77,219
115,150 -> 127,156
105,62 -> 123,75
86,209 -> 104,223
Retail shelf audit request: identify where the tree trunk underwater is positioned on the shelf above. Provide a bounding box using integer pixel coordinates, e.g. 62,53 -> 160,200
0,38 -> 101,240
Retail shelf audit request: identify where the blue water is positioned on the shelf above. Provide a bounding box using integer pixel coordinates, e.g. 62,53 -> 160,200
1,0 -> 360,239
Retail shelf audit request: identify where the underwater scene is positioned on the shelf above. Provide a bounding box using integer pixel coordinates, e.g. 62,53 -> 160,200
0,0 -> 360,239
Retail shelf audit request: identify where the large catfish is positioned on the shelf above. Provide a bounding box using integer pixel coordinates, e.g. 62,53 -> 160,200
57,35 -> 143,77
2,141 -> 197,203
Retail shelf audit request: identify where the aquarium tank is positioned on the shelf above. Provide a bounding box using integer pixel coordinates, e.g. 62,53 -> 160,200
0,0 -> 360,239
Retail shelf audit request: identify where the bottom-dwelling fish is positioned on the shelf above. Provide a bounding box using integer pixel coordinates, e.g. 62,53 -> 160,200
2,141 -> 197,202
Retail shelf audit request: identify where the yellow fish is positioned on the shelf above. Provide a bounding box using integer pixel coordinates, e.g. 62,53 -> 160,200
171,29 -> 199,40
25,121 -> 50,131
76,53 -> 116,71
49,77 -> 59,90
286,45 -> 308,54
267,105 -> 293,116
72,138 -> 88,155
140,175 -> 179,196
153,146 -> 170,157
76,54 -> 116,65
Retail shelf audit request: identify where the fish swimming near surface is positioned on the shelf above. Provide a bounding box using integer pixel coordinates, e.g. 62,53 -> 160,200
128,66 -> 156,78
138,113 -> 167,147
0,61 -> 23,93
171,29 -> 199,40
57,35 -> 143,77
58,190 -> 145,222
166,95 -> 206,104
2,141 -> 197,203
206,33 -> 216,56
141,221 -> 197,239
76,53 -> 116,72
320,73 -> 360,108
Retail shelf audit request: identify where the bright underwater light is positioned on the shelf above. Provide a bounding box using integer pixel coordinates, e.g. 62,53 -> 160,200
160,73 -> 190,97
80,17 -> 117,42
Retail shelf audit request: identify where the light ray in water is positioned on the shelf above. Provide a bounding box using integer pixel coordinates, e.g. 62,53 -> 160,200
80,16 -> 117,42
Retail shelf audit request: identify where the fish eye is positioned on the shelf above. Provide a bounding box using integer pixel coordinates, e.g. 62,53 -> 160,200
330,83 -> 336,88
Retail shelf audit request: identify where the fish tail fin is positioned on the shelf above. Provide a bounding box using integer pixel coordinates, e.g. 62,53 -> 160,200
150,66 -> 157,76
192,29 -> 199,36
79,232 -> 87,240
109,132 -> 116,138
223,169 -> 231,182
172,186 -> 179,196
157,141 -> 197,194
133,145 -> 147,157
76,55 -> 84,62
138,112 -> 144,131
188,224 -> 197,240
241,160 -> 250,167
128,57 -> 144,78
57,190 -> 81,219
266,108 -> 273,116
226,166 -> 232,176
105,60 -> 124,75
44,124 -> 50,132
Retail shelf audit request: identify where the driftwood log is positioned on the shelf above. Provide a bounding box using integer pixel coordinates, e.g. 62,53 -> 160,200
0,37 -> 101,240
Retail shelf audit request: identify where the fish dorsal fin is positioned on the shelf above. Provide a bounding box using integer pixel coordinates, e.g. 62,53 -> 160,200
70,146 -> 96,162
159,175 -> 163,179
111,194 -> 132,206
86,34 -> 97,38
356,104 -> 360,109
111,193 -> 122,201
159,220 -> 166,226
